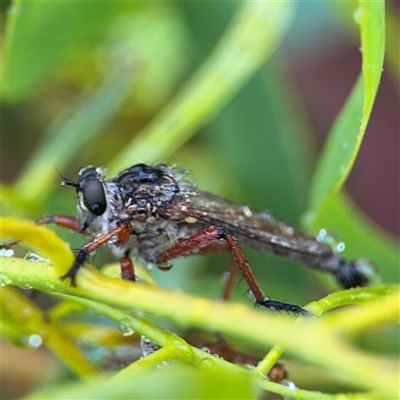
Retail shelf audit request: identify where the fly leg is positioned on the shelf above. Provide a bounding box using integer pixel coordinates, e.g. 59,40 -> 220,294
220,259 -> 239,302
159,226 -> 307,314
120,254 -> 135,282
160,232 -> 236,301
219,229 -> 307,314
36,215 -> 83,232
60,225 -> 133,286
1,215 -> 136,285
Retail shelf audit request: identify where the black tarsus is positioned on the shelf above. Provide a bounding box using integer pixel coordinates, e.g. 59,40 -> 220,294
257,298 -> 309,315
59,249 -> 88,287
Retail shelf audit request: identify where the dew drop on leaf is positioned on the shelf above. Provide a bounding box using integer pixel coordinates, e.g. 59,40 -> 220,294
28,334 -> 43,348
20,334 -> 43,348
0,273 -> 11,286
117,321 -> 135,337
0,248 -> 14,257
199,357 -> 216,369
353,8 -> 365,25
280,379 -> 297,400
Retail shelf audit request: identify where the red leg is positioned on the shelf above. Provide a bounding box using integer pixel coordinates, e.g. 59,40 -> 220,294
159,226 -> 307,314
219,231 -> 307,314
161,232 -> 237,302
220,259 -> 238,302
1,215 -> 137,285
159,226 -> 227,260
36,215 -> 82,232
60,225 -> 132,286
158,226 -> 267,299
120,256 -> 135,281
37,216 -> 136,281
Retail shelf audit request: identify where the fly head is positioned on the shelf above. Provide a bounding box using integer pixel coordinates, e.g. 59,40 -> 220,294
60,166 -> 110,233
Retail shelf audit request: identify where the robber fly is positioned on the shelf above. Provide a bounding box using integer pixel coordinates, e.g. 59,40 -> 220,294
15,163 -> 376,314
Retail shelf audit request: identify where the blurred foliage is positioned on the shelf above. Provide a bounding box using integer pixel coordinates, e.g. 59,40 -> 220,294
1,1 -> 399,399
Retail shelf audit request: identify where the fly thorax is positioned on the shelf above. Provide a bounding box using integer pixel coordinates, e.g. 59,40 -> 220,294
119,179 -> 180,218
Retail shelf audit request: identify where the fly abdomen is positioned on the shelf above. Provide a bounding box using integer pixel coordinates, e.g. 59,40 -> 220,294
334,258 -> 379,288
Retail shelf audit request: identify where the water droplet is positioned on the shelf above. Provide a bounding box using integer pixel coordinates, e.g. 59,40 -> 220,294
242,363 -> 256,370
284,226 -> 294,236
340,166 -> 347,176
140,335 -> 160,357
0,273 -> 11,286
336,242 -> 345,253
240,204 -> 253,218
257,372 -> 269,381
117,321 -> 134,337
353,8 -> 365,24
20,334 -> 43,348
316,229 -> 327,241
280,379 -> 297,400
342,141 -> 349,150
0,248 -> 14,257
28,334 -> 43,347
316,229 -> 345,254
201,346 -> 210,353
199,357 -> 216,369
157,360 -> 171,369
22,282 -> 33,290
44,281 -> 55,290
25,252 -> 48,262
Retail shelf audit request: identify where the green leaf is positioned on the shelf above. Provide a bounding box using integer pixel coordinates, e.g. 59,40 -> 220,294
13,68 -> 136,201
306,0 -> 385,226
25,364 -> 256,400
2,1 -> 125,99
385,2 -> 400,85
107,1 -> 296,174
1,246 -> 399,398
1,286 -> 98,378
1,218 -> 74,276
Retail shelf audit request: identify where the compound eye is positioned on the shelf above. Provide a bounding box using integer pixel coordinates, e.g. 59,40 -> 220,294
82,179 -> 106,216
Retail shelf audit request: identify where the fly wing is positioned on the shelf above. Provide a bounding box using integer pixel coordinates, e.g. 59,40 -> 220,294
172,190 -> 334,266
